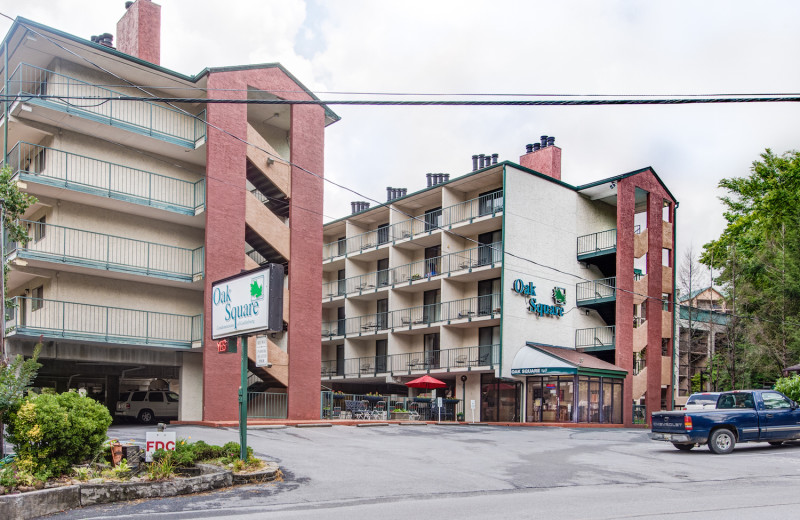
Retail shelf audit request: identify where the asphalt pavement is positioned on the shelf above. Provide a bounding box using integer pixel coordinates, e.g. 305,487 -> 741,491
41,423 -> 800,519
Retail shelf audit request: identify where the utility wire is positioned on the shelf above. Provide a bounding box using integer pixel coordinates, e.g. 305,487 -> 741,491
5,94 -> 800,106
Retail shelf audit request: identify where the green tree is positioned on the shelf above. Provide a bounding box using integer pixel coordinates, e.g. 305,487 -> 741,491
702,149 -> 800,385
0,164 -> 38,309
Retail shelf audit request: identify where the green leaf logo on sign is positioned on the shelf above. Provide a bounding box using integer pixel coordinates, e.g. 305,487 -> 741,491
552,287 -> 566,306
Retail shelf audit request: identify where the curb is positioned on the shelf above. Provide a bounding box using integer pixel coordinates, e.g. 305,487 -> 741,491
0,463 -> 280,520
356,422 -> 389,427
295,423 -> 332,428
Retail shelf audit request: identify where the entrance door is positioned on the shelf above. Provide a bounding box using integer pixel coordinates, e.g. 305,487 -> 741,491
376,298 -> 388,330
478,278 -> 500,315
423,289 -> 441,323
336,345 -> 344,376
377,258 -> 389,287
424,333 -> 440,368
375,339 -> 387,373
424,245 -> 441,277
337,307 -> 346,336
477,230 -> 501,266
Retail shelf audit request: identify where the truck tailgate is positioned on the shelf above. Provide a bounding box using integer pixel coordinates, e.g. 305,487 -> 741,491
651,411 -> 687,433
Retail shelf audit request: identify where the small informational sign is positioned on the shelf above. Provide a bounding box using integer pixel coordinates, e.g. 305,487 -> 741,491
470,400 -> 476,410
145,432 -> 176,462
437,397 -> 443,407
255,336 -> 269,367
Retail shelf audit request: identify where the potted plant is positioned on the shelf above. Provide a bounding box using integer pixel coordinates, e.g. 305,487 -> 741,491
390,408 -> 410,420
457,412 -> 464,422
363,392 -> 384,402
409,273 -> 422,281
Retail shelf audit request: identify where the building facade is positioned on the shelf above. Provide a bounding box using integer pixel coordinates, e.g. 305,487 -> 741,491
675,287 -> 730,403
1,0 -> 335,421
321,139 -> 677,426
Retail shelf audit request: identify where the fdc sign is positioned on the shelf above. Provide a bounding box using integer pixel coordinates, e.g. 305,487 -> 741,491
211,265 -> 284,340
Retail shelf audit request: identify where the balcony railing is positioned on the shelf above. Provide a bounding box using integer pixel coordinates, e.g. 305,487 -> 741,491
575,325 -> 615,350
322,243 -> 502,298
6,296 -> 202,349
323,191 -> 503,260
321,294 -> 501,339
6,63 -> 206,148
7,142 -> 205,215
7,220 -> 203,283
577,229 -> 617,257
321,344 -> 500,377
576,277 -> 616,304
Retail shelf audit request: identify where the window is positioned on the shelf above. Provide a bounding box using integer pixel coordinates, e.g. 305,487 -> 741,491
424,207 -> 442,232
717,393 -> 755,409
33,216 -> 46,242
377,258 -> 389,286
166,392 -> 179,403
377,223 -> 389,245
337,269 -> 346,296
336,236 -> 346,256
762,392 -> 792,410
119,392 -> 130,402
148,392 -> 164,402
31,286 -> 44,311
478,188 -> 503,216
131,391 -> 146,402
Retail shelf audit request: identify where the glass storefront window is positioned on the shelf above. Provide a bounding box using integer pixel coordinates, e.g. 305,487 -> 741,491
529,375 -> 623,424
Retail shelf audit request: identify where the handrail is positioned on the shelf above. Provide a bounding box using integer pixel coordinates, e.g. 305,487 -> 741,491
575,325 -> 616,349
8,63 -> 206,146
7,141 -> 205,214
321,343 -> 500,377
577,228 -> 617,256
8,219 -> 203,281
323,190 -> 503,260
321,294 -> 501,338
576,277 -> 616,302
322,242 -> 502,298
6,296 -> 202,348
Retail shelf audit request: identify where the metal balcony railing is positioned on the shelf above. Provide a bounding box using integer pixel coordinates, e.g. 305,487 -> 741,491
7,220 -> 204,282
322,243 -> 503,298
322,191 -> 503,260
320,343 -> 500,378
7,142 -> 205,215
576,277 -> 616,304
6,296 -> 202,349
575,325 -> 615,350
7,63 -> 206,147
321,295 -> 501,339
577,228 -> 617,257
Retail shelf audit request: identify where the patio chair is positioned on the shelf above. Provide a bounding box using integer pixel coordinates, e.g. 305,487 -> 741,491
407,402 -> 421,421
354,400 -> 371,420
360,361 -> 373,374
408,357 -> 421,370
454,354 -> 468,366
372,401 -> 388,420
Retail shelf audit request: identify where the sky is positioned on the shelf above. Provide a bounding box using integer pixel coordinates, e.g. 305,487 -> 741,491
1,0 -> 798,268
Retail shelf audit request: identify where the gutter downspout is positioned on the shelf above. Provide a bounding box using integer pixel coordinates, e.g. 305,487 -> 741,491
671,201 -> 679,410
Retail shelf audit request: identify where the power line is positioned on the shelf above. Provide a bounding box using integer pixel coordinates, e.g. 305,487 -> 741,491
6,94 -> 800,106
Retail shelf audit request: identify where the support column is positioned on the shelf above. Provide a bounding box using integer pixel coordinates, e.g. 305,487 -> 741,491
646,193 -> 665,418
615,179 -> 636,427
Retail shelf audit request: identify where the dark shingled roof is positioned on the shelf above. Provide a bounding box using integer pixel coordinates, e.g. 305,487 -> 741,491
528,343 -> 627,373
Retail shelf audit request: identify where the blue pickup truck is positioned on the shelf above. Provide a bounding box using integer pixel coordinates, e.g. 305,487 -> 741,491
650,389 -> 800,454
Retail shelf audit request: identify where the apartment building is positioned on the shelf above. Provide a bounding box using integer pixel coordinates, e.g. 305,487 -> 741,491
321,138 -> 677,426
675,287 -> 730,402
0,0 -> 335,421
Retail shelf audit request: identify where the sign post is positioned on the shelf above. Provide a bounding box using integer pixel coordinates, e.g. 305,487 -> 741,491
212,265 -> 284,461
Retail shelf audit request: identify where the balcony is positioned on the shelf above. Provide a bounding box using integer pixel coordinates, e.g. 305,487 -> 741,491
576,277 -> 616,323
322,242 -> 502,300
7,142 -> 205,222
4,63 -> 206,163
321,294 -> 501,339
320,343 -> 499,378
323,192 -> 504,261
576,228 -> 616,277
575,325 -> 615,352
390,191 -> 504,249
6,220 -> 204,286
6,296 -> 202,349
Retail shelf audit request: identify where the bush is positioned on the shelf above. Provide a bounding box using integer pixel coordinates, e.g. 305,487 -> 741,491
5,391 -> 112,477
774,374 -> 800,402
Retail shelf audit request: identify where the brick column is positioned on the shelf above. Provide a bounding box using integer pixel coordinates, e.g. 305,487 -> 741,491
615,178 -> 636,427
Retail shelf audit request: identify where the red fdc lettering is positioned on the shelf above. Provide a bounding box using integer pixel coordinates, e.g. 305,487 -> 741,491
166,441 -> 175,450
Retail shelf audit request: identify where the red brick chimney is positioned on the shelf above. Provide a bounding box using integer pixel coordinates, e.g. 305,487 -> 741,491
117,0 -> 161,65
519,135 -> 561,181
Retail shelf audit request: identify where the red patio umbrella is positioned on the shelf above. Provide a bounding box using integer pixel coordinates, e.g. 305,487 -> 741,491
405,374 -> 447,389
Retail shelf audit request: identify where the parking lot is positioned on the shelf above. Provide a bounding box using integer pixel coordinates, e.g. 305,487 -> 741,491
49,423 -> 800,519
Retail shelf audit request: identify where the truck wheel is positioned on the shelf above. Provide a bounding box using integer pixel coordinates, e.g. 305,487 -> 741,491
708,428 -> 735,454
138,409 -> 155,424
672,443 -> 694,451
768,441 -> 784,446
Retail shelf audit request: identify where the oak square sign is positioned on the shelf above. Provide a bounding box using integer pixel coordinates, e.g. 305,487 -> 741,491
211,265 -> 284,340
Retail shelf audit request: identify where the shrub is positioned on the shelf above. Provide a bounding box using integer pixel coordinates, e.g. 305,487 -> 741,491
5,391 -> 112,477
774,374 -> 800,402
